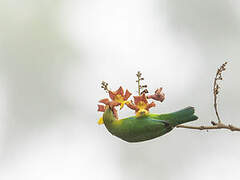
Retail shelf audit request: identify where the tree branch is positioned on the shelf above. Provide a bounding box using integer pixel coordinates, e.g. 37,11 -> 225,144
176,62 -> 240,132
177,123 -> 240,131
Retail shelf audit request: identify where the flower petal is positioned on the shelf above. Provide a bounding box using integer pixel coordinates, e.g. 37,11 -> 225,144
141,94 -> 148,104
120,103 -> 124,110
146,102 -> 156,110
147,88 -> 165,102
109,101 -> 121,108
97,105 -> 105,112
109,91 -> 115,101
116,86 -> 124,96
158,93 -> 165,102
155,87 -> 163,94
124,89 -> 132,100
133,96 -> 141,105
126,101 -> 139,111
112,107 -> 119,119
134,94 -> 148,105
99,98 -> 110,105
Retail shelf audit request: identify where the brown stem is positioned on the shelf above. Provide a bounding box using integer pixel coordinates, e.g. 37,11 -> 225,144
136,71 -> 142,96
138,79 -> 140,96
177,62 -> 240,132
213,71 -> 221,123
176,123 -> 240,131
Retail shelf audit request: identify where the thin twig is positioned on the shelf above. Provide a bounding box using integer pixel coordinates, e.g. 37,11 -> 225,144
213,62 -> 227,123
101,81 -> 110,93
177,124 -> 240,131
136,71 -> 141,95
136,71 -> 148,95
176,62 -> 240,132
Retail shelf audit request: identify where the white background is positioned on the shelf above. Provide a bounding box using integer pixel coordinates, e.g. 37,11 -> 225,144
0,0 -> 240,179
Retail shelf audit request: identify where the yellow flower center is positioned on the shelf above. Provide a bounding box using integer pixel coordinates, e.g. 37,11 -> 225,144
136,101 -> 149,117
137,101 -> 147,109
136,109 -> 149,117
114,94 -> 129,110
114,94 -> 124,102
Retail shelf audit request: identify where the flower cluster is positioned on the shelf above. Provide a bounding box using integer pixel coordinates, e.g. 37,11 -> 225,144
97,87 -> 165,125
97,72 -> 165,125
97,86 -> 132,124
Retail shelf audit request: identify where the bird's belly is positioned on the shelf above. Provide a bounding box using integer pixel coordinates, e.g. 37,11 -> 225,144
108,124 -> 173,143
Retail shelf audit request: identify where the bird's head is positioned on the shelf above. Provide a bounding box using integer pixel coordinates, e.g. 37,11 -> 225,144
103,106 -> 116,125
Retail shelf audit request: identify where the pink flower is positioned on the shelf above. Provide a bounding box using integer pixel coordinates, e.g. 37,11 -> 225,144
147,88 -> 165,102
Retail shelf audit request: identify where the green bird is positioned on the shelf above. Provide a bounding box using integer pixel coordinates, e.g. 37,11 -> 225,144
103,106 -> 198,142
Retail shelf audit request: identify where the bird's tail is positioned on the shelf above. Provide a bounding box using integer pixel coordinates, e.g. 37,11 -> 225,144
155,106 -> 198,127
